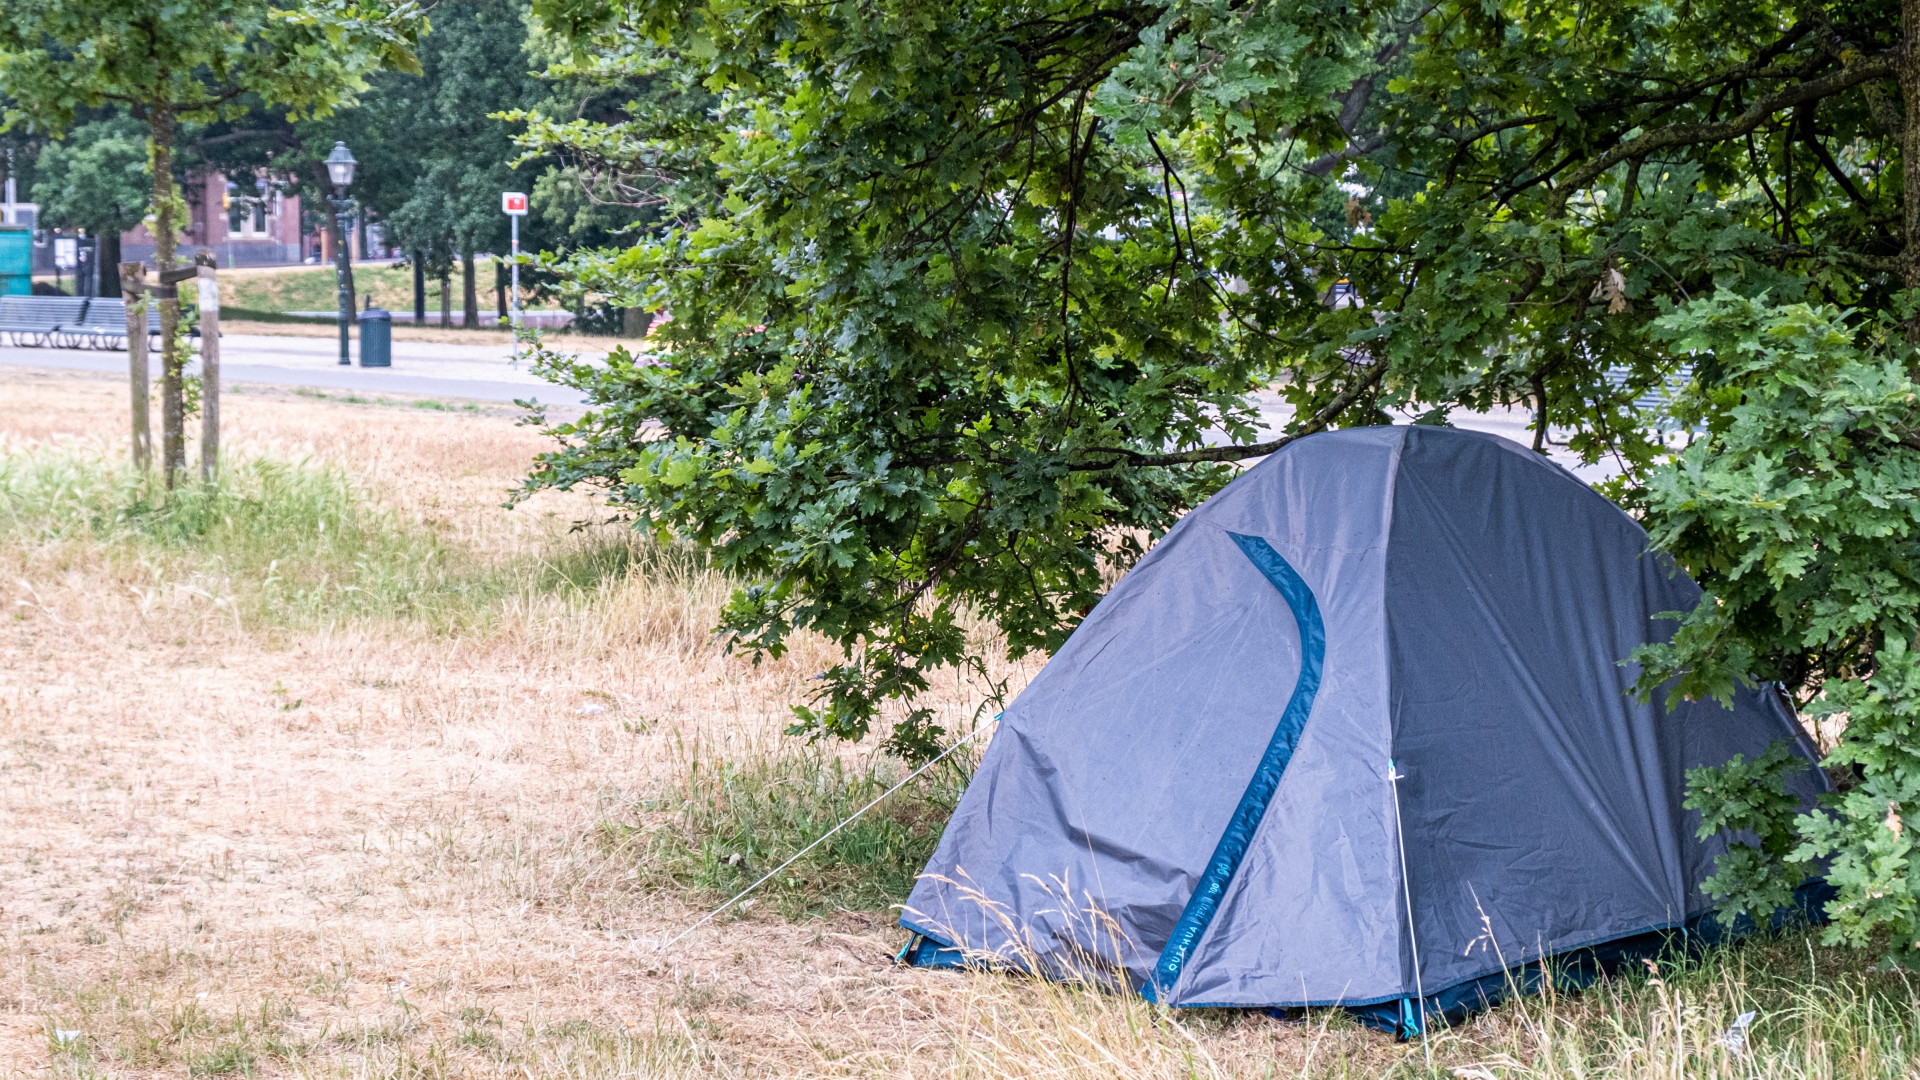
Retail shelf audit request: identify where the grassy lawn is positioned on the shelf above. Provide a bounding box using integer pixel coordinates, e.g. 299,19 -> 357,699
217,262 -> 574,323
218,263 -> 456,318
1,367 -> 1914,1078
209,264 -> 627,348
38,264 -> 486,318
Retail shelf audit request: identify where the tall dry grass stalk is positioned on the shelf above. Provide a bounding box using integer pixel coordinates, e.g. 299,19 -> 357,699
1,372 -> 1915,1079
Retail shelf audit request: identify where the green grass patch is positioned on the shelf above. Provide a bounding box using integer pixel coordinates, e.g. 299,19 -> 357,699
221,265 -> 425,315
281,387 -> 484,413
214,306 -> 327,325
1432,929 -> 1920,1078
624,746 -> 973,917
0,442 -> 640,635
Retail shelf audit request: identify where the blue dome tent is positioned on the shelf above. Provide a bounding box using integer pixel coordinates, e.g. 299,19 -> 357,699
899,425 -> 1827,1035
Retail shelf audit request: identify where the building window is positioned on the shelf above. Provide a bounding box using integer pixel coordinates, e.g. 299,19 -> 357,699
226,182 -> 276,238
227,197 -> 272,238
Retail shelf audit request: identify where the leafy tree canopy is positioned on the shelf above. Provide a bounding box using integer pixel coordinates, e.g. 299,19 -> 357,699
180,0 -> 642,307
516,0 -> 1920,955
31,115 -> 149,235
0,0 -> 424,138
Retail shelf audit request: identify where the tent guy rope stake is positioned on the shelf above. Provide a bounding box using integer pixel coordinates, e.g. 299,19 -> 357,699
654,720 -> 998,955
1389,758 -> 1432,1070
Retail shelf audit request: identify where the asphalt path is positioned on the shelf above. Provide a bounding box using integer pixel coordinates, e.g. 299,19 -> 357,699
2,335 -> 1614,479
1242,390 -> 1618,482
0,332 -> 594,408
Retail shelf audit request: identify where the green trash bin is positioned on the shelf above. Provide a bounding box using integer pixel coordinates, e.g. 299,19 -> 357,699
358,307 -> 391,367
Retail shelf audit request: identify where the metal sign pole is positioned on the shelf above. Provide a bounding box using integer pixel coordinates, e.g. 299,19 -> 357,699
503,191 -> 526,368
510,212 -> 520,367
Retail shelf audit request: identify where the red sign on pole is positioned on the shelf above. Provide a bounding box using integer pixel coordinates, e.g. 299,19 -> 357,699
502,192 -> 528,215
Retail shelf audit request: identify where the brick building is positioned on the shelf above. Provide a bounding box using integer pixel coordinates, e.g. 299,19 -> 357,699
122,171 -> 309,268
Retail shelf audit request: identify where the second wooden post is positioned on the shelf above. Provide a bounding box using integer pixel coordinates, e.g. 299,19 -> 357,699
195,251 -> 220,485
120,261 -> 151,473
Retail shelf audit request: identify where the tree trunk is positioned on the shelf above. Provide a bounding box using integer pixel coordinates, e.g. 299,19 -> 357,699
98,233 -> 122,298
1531,367 -> 1548,452
413,254 -> 426,323
495,259 -> 507,322
461,252 -> 477,329
1904,0 -> 1920,342
147,106 -> 185,489
439,270 -> 452,327
356,210 -> 370,262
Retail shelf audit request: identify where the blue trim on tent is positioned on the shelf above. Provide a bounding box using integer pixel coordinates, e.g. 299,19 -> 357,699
1144,532 -> 1325,1002
898,918 -> 1006,971
898,932 -> 972,969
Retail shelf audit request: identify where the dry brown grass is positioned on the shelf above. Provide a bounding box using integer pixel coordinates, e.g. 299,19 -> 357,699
0,367 -> 1358,1078
2,367 -> 1909,1080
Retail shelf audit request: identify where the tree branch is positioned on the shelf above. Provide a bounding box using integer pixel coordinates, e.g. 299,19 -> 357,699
1549,55 -> 1898,215
1796,105 -> 1875,214
1298,10 -> 1428,179
1072,357 -> 1388,469
1302,133 -> 1384,178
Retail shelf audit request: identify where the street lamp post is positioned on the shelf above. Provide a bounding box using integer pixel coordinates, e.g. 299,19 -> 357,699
324,142 -> 358,366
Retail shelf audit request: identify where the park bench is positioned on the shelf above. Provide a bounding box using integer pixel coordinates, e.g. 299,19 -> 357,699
0,296 -> 197,351
1604,363 -> 1697,434
58,298 -> 168,351
0,296 -> 87,347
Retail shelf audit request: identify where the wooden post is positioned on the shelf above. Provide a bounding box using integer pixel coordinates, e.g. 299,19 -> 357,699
195,252 -> 220,485
121,262 -> 151,473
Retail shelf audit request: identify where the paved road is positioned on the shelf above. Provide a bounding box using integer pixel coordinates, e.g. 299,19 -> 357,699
1244,391 -> 1617,482
3,335 -> 1614,478
0,333 -> 595,407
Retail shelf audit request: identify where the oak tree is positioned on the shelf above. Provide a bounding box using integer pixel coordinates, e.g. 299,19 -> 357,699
519,0 -> 1920,955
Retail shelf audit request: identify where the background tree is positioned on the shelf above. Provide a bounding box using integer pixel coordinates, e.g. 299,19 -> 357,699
385,184 -> 461,324
0,101 -> 49,227
0,0 -> 424,486
515,0 -> 1920,958
503,15 -> 668,315
376,0 -> 545,328
31,115 -> 150,297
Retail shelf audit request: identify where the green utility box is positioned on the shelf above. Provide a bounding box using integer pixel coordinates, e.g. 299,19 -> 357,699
0,227 -> 29,296
358,307 -> 391,367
